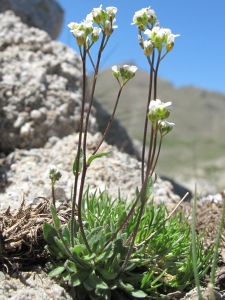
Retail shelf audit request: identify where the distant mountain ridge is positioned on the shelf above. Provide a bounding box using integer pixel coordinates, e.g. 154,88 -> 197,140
89,66 -> 225,192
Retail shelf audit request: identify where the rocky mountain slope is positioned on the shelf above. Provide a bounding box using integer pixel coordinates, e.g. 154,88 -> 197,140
90,67 -> 225,193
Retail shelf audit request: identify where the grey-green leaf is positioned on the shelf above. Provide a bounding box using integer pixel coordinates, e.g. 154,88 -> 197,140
84,273 -> 108,290
43,222 -> 59,246
50,204 -> 61,231
49,266 -> 65,277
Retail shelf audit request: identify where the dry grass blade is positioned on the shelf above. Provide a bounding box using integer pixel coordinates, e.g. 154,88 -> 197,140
0,193 -> 72,273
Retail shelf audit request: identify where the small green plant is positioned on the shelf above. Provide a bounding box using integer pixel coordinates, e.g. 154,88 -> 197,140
44,189 -> 213,299
43,5 -> 214,299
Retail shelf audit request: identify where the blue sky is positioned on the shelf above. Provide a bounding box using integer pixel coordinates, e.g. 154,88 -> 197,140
57,0 -> 225,95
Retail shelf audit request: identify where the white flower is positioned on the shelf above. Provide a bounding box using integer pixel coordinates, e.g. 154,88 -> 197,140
149,99 -> 172,111
159,120 -> 175,135
112,65 -> 138,81
143,40 -> 154,56
71,29 -> 86,46
91,27 -> 102,42
148,99 -> 172,121
68,22 -> 78,30
145,8 -> 156,24
106,6 -> 118,18
132,7 -> 156,27
112,65 -> 119,73
92,4 -> 103,18
104,19 -> 118,35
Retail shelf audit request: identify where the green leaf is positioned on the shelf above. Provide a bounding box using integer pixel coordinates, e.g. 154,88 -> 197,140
87,227 -> 104,247
62,226 -> 71,246
141,176 -> 154,203
43,222 -> 59,246
45,245 -> 65,257
49,266 -> 65,277
95,288 -> 111,298
54,237 -> 69,256
73,148 -> 83,176
84,273 -> 108,290
87,152 -> 110,166
64,259 -> 77,272
95,249 -> 114,262
131,290 -> 147,298
50,204 -> 61,231
118,279 -> 134,292
69,269 -> 91,287
70,244 -> 86,256
97,268 -> 117,280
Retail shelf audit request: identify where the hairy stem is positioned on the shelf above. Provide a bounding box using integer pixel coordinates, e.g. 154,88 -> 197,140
70,47 -> 86,247
141,51 -> 154,184
74,34 -> 107,253
92,86 -> 123,155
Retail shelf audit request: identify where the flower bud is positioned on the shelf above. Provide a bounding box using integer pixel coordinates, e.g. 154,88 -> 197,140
143,40 -> 154,56
91,27 -> 102,42
71,29 -> 86,46
49,168 -> 62,183
159,120 -> 175,135
112,65 -> 120,78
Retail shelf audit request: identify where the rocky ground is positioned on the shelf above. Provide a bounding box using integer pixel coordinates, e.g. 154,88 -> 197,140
0,132 -> 225,299
0,5 -> 225,300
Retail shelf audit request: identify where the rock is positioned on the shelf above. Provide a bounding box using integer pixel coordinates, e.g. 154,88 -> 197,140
0,266 -> 73,299
0,11 -> 98,153
0,132 -> 181,211
0,0 -> 63,39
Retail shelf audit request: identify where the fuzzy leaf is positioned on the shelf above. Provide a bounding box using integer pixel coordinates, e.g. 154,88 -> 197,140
62,226 -> 71,246
43,222 -> 59,246
64,259 -> 77,272
118,279 -> 134,292
73,148 -> 83,176
84,273 -> 108,290
141,176 -> 154,203
131,290 -> 147,298
70,269 -> 91,287
97,268 -> 117,280
87,227 -> 104,247
70,244 -> 86,256
45,245 -> 65,258
49,266 -> 65,277
54,237 -> 69,256
87,152 -> 110,166
50,204 -> 61,231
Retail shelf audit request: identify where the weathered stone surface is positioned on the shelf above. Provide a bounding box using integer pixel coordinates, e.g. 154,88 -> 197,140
0,11 -> 97,153
0,0 -> 63,39
0,132 -> 181,211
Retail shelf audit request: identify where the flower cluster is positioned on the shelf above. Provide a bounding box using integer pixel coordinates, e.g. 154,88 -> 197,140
144,27 -> 180,52
132,7 -> 179,56
132,7 -> 157,29
112,65 -> 138,85
68,5 -> 118,47
148,99 -> 175,135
